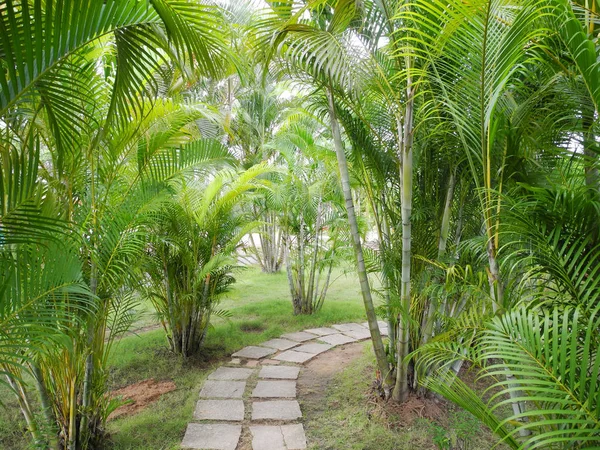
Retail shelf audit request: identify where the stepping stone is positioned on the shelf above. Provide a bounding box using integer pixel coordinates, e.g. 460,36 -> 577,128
294,342 -> 332,355
208,367 -> 253,381
181,423 -> 241,449
304,327 -> 338,336
250,425 -> 285,450
262,359 -> 281,365
199,381 -> 246,398
361,321 -> 388,329
193,399 -> 244,421
341,328 -> 371,340
280,331 -> 316,342
332,323 -> 367,333
274,350 -> 315,364
318,333 -> 357,346
252,380 -> 296,398
252,400 -> 302,420
260,338 -> 299,351
282,424 -> 308,449
259,365 -> 300,380
231,346 -> 276,359
250,424 -> 307,450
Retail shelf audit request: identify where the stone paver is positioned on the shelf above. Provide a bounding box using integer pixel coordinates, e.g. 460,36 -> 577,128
208,367 -> 253,381
332,323 -> 366,333
199,380 -> 246,399
274,350 -> 315,364
181,423 -> 241,449
252,380 -> 296,398
250,425 -> 307,450
193,399 -> 244,421
317,333 -> 357,346
231,346 -> 276,359
341,328 -> 371,340
294,342 -> 333,355
260,338 -> 299,351
252,400 -> 302,420
280,331 -> 316,342
361,321 -> 388,330
304,327 -> 338,336
262,359 -> 281,365
282,424 -> 307,449
259,365 -> 300,380
250,426 -> 285,450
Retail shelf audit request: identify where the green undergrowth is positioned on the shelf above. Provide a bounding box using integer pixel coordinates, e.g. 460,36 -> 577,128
304,344 -> 504,450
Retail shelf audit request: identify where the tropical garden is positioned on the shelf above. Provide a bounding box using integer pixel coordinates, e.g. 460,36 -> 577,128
1,0 -> 599,449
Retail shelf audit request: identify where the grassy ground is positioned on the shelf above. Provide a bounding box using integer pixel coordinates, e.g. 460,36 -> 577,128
304,343 -> 504,450
0,266 -> 368,450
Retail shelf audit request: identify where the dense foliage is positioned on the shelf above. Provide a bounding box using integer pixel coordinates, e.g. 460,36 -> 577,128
1,0 -> 600,448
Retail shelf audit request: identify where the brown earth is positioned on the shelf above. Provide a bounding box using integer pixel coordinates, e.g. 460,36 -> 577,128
297,342 -> 366,417
108,378 -> 176,421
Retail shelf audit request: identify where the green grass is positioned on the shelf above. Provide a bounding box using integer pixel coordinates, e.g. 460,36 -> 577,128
304,344 -> 505,450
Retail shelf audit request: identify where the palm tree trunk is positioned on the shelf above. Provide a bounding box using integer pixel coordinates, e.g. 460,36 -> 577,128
420,170 -> 456,350
6,374 -> 42,444
31,363 -> 58,447
326,86 -> 389,384
393,74 -> 415,402
307,197 -> 323,313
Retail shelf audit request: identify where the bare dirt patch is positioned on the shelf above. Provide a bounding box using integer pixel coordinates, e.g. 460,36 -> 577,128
108,378 -> 176,421
297,342 -> 365,415
368,392 -> 447,428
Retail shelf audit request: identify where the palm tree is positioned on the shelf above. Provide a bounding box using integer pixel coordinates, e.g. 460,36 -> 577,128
273,117 -> 348,314
141,164 -> 272,357
257,0 -> 391,382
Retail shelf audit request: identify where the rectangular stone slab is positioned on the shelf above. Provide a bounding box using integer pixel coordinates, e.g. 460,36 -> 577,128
341,328 -> 371,340
193,399 -> 244,421
231,346 -> 276,359
259,365 -> 300,380
199,380 -> 246,398
208,367 -> 253,381
282,424 -> 307,449
274,350 -> 315,364
280,331 -> 316,342
317,333 -> 357,346
259,338 -> 299,351
304,327 -> 338,336
294,342 -> 332,355
250,426 -> 285,450
332,323 -> 367,333
361,321 -> 388,329
181,423 -> 241,450
250,425 -> 307,450
252,400 -> 302,420
252,380 -> 296,398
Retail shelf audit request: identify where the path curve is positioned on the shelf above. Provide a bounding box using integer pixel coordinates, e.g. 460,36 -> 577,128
180,321 -> 389,450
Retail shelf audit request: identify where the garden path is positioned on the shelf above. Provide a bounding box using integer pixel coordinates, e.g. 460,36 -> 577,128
180,321 -> 388,450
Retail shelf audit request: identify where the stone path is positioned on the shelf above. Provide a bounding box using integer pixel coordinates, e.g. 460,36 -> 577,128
181,321 -> 388,450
